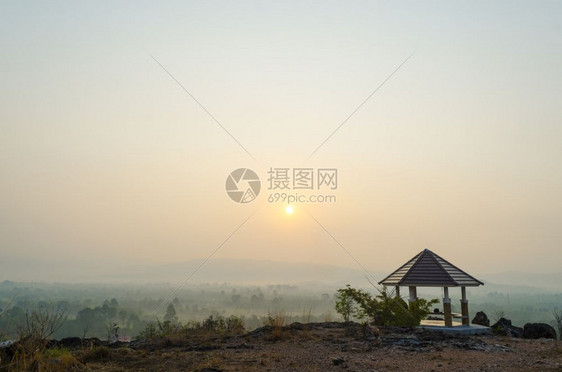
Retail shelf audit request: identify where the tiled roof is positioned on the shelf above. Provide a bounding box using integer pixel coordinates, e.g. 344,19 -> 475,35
379,249 -> 484,287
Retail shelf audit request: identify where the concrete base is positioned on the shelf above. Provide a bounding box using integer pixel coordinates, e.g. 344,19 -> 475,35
418,322 -> 491,335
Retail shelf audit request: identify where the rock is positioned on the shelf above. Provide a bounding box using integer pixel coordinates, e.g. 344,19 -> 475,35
364,324 -> 380,340
48,337 -> 104,349
472,311 -> 490,327
58,337 -> 83,348
523,323 -> 557,339
490,318 -> 523,338
332,356 -> 345,366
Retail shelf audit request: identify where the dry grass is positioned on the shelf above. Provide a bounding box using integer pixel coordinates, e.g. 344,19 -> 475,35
7,345 -> 82,372
6,321 -> 562,371
263,312 -> 287,341
78,345 -> 112,363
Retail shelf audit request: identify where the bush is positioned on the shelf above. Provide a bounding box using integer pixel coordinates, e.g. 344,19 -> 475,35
43,346 -> 80,369
5,303 -> 69,370
79,346 -> 112,363
263,312 -> 286,328
263,312 -> 287,341
137,314 -> 245,342
137,319 -> 181,340
334,285 -> 438,327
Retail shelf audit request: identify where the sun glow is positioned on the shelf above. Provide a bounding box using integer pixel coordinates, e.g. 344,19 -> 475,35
285,205 -> 294,214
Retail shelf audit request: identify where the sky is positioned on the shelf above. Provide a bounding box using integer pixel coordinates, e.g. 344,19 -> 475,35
1,1 -> 562,282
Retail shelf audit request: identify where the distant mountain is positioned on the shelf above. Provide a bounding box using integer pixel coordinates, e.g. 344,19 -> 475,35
2,255 -> 561,291
479,271 -> 562,291
85,258 -> 386,287
0,256 -> 383,286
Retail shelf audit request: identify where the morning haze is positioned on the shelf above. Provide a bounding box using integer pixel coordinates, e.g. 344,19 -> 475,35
1,1 -> 561,282
2,3 -> 562,371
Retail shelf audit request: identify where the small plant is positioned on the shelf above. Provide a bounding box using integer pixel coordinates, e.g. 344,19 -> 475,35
225,315 -> 245,334
202,315 -> 226,333
263,312 -> 287,341
301,307 -> 313,323
264,312 -> 286,328
43,346 -> 80,369
137,314 -> 245,342
138,318 -> 181,340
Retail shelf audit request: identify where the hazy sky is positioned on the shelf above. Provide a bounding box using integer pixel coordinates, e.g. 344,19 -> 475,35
1,1 -> 561,281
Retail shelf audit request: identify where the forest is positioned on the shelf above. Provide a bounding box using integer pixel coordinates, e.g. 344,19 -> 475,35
1,280 -> 561,341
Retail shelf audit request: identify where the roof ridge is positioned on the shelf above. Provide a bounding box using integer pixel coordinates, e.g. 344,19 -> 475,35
409,249 -> 427,273
395,248 -> 439,283
377,250 -> 423,285
431,251 -> 485,286
426,249 -> 458,286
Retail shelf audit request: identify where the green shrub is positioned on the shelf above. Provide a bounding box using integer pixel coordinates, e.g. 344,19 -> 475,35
334,285 -> 438,327
137,314 -> 245,342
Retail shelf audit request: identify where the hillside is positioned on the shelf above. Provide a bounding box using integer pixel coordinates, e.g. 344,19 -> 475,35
3,322 -> 561,371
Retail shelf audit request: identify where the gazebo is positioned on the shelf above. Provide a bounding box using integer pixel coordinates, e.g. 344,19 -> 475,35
378,248 -> 483,327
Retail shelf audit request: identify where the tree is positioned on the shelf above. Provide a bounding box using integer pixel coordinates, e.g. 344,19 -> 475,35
335,285 -> 378,322
15,303 -> 68,358
105,322 -> 119,343
164,303 -> 178,323
77,307 -> 97,339
334,285 -> 438,327
7,304 -> 69,370
18,303 -> 68,343
335,285 -> 363,321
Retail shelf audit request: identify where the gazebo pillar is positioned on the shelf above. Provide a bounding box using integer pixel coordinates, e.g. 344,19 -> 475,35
443,287 -> 453,327
395,286 -> 400,298
408,286 -> 417,306
460,286 -> 469,326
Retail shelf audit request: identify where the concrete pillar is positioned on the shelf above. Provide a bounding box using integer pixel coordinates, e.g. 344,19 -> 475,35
395,286 -> 400,298
460,286 -> 469,326
408,286 -> 417,306
443,287 -> 452,327
408,286 -> 417,302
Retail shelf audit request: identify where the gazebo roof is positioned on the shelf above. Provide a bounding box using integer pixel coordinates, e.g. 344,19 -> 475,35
379,249 -> 484,287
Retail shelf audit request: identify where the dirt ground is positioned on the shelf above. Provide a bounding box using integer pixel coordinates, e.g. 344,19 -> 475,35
78,323 -> 562,372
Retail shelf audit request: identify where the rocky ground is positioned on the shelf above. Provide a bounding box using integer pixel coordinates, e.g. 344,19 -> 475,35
3,322 -> 562,371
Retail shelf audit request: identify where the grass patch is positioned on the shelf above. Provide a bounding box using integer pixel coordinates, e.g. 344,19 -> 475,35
79,345 -> 112,363
263,313 -> 288,341
137,314 -> 246,344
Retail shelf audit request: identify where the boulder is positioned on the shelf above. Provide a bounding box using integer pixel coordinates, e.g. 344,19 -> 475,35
490,318 -> 523,338
523,323 -> 557,339
363,323 -> 380,340
471,311 -> 490,327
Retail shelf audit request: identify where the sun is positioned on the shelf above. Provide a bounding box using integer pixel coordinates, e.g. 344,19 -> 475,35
285,205 -> 294,214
